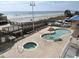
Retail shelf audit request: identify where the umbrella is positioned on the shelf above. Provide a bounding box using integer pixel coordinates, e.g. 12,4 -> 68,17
72,30 -> 79,38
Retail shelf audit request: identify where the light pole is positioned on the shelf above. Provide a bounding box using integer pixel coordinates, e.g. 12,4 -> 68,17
30,1 -> 35,31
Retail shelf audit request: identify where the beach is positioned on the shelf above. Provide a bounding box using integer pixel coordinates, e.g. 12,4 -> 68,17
2,11 -> 64,22
7,14 -> 65,23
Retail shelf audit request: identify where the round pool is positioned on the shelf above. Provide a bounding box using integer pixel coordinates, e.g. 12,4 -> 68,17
42,28 -> 71,41
23,42 -> 37,49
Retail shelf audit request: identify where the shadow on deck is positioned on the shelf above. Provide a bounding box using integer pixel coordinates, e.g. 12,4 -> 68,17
0,41 -> 15,55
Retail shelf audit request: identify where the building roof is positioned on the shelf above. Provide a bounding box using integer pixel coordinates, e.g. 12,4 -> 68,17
70,15 -> 79,21
64,18 -> 71,22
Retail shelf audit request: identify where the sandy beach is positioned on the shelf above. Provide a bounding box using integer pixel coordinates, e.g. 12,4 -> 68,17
7,14 -> 64,23
7,16 -> 52,22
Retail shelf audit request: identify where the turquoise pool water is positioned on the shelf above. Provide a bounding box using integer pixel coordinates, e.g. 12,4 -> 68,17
23,42 -> 37,49
42,28 -> 70,41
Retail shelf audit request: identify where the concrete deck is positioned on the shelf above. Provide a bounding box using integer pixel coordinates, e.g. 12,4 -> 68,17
0,27 -> 72,58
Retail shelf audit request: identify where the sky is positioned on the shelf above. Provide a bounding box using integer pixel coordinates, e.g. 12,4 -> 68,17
0,1 -> 79,11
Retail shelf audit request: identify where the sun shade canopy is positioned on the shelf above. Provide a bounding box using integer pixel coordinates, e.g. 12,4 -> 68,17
65,15 -> 79,22
70,15 -> 79,21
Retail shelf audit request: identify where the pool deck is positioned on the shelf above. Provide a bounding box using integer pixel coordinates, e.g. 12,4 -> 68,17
0,27 -> 73,58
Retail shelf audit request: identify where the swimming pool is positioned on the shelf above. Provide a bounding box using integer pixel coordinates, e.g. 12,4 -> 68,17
23,42 -> 37,49
42,28 -> 71,41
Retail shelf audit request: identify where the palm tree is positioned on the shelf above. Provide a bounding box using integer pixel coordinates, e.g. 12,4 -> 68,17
0,13 -> 4,16
64,10 -> 73,18
74,11 -> 79,15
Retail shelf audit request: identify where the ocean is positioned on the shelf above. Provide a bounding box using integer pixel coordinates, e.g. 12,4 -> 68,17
2,11 -> 64,17
1,11 -> 64,22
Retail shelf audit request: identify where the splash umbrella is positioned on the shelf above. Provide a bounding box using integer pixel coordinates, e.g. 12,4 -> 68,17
48,27 -> 54,31
48,27 -> 55,34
